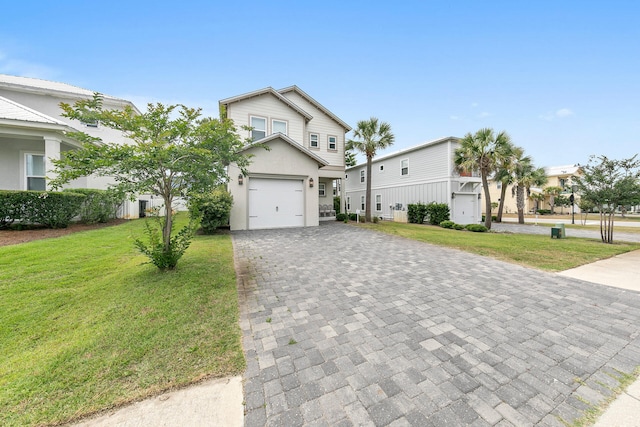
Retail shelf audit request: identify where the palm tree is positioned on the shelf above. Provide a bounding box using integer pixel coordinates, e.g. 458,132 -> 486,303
512,155 -> 547,223
347,117 -> 395,222
544,186 -> 563,214
454,128 -> 512,229
493,143 -> 523,222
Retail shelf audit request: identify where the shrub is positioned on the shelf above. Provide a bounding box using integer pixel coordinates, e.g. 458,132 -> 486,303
465,224 -> 488,232
453,223 -> 465,230
349,213 -> 357,221
333,196 -> 341,214
134,215 -> 196,270
189,188 -> 233,234
408,203 -> 428,224
425,202 -> 450,225
359,215 -> 366,223
336,213 -> 347,221
440,220 -> 455,229
0,190 -> 85,228
372,216 -> 379,224
536,209 -> 551,215
63,188 -> 124,223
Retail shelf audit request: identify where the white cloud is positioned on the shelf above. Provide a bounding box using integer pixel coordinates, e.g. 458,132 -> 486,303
539,108 -> 575,121
0,50 -> 58,79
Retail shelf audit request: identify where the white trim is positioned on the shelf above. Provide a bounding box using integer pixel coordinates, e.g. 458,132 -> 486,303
21,151 -> 46,190
319,182 -> 326,197
309,132 -> 319,149
328,135 -> 337,151
272,119 -> 287,136
360,170 -> 365,183
401,158 -> 409,176
249,115 -> 267,141
375,194 -> 382,211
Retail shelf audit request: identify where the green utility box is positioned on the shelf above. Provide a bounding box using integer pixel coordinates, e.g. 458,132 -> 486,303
551,223 -> 565,239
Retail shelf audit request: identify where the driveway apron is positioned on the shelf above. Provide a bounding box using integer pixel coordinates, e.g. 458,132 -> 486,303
233,222 -> 640,426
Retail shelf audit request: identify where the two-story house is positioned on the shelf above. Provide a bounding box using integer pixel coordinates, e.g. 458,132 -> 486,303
344,137 -> 483,225
220,86 -> 351,230
0,74 -> 143,217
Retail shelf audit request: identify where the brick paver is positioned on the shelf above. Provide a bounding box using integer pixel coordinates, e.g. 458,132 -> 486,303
233,223 -> 640,426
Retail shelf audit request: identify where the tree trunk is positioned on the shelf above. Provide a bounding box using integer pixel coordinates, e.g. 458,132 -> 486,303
482,173 -> 492,230
496,183 -> 508,222
365,156 -> 372,222
163,194 -> 173,251
516,185 -> 525,224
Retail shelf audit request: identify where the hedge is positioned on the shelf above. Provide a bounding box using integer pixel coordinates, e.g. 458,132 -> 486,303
62,188 -> 124,224
408,202 -> 451,225
0,190 -> 85,229
188,188 -> 233,234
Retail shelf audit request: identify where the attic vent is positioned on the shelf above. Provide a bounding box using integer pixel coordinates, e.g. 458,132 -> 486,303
82,119 -> 98,128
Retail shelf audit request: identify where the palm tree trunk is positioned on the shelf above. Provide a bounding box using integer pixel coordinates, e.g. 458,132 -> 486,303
365,156 -> 372,222
516,185 -> 525,224
496,183 -> 508,222
482,173 -> 492,229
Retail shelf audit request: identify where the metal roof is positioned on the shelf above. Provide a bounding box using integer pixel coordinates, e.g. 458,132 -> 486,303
544,165 -> 581,176
0,95 -> 68,126
0,74 -> 129,103
277,85 -> 352,131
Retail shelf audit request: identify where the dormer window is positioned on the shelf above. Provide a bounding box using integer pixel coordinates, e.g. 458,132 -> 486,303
250,116 -> 266,141
328,136 -> 337,151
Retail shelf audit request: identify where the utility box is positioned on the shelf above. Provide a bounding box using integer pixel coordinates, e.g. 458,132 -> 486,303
551,223 -> 565,239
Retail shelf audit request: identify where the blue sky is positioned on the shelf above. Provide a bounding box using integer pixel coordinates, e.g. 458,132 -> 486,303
2,1 -> 638,168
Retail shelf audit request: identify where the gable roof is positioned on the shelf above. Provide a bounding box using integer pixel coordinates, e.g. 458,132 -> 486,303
219,87 -> 314,121
0,95 -> 68,126
346,136 -> 460,170
242,133 -> 329,167
0,74 -> 129,103
544,165 -> 581,176
277,86 -> 352,131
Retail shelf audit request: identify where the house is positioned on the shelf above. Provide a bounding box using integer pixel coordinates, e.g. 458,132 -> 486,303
221,86 -> 351,230
344,137 -> 483,225
483,164 -> 582,215
0,74 -> 143,218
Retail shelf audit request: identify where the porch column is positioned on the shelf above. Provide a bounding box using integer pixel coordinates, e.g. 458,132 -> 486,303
44,136 -> 61,190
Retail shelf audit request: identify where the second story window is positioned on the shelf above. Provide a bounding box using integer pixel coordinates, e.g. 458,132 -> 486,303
401,159 -> 409,176
272,119 -> 287,136
319,183 -> 326,197
360,170 -> 365,183
250,116 -> 266,141
328,136 -> 337,150
310,133 -> 319,148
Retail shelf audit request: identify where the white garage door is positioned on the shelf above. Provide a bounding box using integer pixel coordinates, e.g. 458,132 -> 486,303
452,193 -> 477,225
248,178 -> 304,229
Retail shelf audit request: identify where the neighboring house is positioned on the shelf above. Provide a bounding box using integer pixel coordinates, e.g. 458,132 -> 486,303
344,137 -> 483,225
484,164 -> 582,215
221,86 -> 351,230
0,74 -> 143,218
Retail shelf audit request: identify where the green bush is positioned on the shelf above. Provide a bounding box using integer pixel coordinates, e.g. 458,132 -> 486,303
349,213 -> 357,221
359,215 -> 366,223
440,220 -> 455,229
0,190 -> 85,228
336,213 -> 347,221
537,209 -> 551,215
408,203 -> 428,224
189,188 -> 233,234
465,224 -> 488,232
134,215 -> 196,270
63,188 -> 124,223
453,223 -> 465,230
334,196 -> 341,214
425,202 -> 450,225
372,216 -> 379,224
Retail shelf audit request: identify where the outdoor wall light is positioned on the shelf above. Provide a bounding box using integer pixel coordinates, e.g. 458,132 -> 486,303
238,174 -> 244,185
451,192 -> 456,199
309,178 -> 314,188
478,193 -> 482,199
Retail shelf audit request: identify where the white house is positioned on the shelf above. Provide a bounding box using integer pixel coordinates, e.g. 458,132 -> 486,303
220,86 -> 351,230
344,137 -> 483,225
0,74 -> 144,218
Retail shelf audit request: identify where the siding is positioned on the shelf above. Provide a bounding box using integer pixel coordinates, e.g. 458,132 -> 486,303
226,93 -> 305,145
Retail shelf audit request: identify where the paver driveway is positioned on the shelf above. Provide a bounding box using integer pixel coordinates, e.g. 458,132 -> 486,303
233,223 -> 640,426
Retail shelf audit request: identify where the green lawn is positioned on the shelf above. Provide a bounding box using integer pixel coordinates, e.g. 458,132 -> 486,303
0,217 -> 244,426
357,221 -> 640,271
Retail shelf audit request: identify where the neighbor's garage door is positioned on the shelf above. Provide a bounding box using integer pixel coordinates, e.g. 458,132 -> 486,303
248,178 -> 304,229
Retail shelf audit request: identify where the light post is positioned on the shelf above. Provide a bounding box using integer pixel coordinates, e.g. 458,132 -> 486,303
570,184 -> 577,224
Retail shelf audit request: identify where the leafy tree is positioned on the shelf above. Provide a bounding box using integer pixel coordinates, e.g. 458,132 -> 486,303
51,94 -> 252,269
573,155 -> 640,243
454,128 -> 512,229
346,117 -> 395,222
554,195 -> 571,214
493,143 -> 522,222
511,155 -> 547,224
543,186 -> 563,214
345,150 -> 357,167
578,197 -> 595,225
530,192 -> 545,213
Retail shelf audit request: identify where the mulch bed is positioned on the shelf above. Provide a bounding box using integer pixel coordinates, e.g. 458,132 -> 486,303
0,219 -> 129,247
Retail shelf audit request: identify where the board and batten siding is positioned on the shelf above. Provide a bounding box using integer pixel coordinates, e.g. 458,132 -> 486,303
280,91 -> 345,168
226,93 -> 305,145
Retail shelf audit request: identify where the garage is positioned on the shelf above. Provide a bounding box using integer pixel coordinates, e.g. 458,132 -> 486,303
248,178 -> 304,229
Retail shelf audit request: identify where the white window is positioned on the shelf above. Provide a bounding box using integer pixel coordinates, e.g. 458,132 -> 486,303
250,116 -> 266,141
310,133 -> 319,148
376,194 -> 382,211
333,181 -> 337,196
319,183 -> 326,197
360,195 -> 365,210
347,197 -> 351,210
272,119 -> 287,135
26,153 -> 46,191
328,135 -> 337,150
401,159 -> 409,176
360,170 -> 365,183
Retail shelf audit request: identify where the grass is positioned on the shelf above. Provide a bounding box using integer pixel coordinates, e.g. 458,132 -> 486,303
356,221 -> 640,271
0,216 -> 244,426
